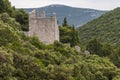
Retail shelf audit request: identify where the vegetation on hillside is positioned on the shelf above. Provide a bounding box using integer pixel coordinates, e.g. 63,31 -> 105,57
60,17 -> 80,47
0,14 -> 120,79
78,7 -> 120,45
85,38 -> 120,68
0,0 -> 120,79
78,7 -> 120,69
0,0 -> 28,31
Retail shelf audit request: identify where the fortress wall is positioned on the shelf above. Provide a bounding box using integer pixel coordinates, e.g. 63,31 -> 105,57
29,17 -> 58,44
37,18 -> 56,44
28,18 -> 38,36
54,18 -> 59,41
27,10 -> 59,44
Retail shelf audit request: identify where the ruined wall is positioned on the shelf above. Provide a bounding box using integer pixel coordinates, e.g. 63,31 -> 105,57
27,10 -> 59,44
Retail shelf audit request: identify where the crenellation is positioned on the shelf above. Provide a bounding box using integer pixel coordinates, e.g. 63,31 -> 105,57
29,10 -> 37,18
40,11 -> 46,18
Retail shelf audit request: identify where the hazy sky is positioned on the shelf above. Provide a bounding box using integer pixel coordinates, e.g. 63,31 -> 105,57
9,0 -> 120,10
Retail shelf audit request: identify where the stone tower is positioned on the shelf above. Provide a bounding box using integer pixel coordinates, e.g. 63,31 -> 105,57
27,10 -> 59,44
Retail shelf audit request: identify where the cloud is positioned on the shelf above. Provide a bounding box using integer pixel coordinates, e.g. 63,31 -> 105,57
9,0 -> 120,10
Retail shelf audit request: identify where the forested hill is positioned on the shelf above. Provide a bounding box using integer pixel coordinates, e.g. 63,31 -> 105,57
0,0 -> 120,79
78,7 -> 120,45
0,13 -> 120,79
24,4 -> 106,27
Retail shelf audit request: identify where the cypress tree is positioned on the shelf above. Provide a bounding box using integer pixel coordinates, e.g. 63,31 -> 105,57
62,17 -> 68,27
70,25 -> 80,47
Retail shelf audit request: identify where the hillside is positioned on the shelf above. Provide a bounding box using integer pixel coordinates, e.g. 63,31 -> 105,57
78,7 -> 120,45
0,12 -> 120,80
0,0 -> 120,79
24,4 -> 106,27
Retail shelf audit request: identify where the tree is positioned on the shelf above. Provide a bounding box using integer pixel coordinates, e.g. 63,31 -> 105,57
110,47 -> 120,67
62,17 -> 68,27
0,0 -> 14,17
86,38 -> 103,56
0,0 -> 29,31
86,38 -> 115,57
70,25 -> 80,47
59,25 -> 80,47
15,9 -> 28,31
102,43 -> 114,56
59,26 -> 72,43
0,13 -> 20,46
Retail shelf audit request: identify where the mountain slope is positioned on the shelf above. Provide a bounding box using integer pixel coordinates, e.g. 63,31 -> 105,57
0,13 -> 120,80
0,0 -> 120,79
78,7 -> 120,45
24,4 -> 106,27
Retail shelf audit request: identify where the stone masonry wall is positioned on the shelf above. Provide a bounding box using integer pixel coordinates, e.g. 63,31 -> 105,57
26,10 -> 59,44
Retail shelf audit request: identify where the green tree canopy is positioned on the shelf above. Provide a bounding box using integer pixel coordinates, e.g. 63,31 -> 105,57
15,9 -> 28,31
62,17 -> 68,27
70,25 -> 80,47
0,0 -> 14,16
86,38 -> 114,57
0,0 -> 28,31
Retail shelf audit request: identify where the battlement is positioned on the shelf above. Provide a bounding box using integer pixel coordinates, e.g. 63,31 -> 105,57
29,10 -> 56,19
26,10 -> 59,44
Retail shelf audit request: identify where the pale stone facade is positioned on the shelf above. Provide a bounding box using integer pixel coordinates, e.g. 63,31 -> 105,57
26,10 -> 59,44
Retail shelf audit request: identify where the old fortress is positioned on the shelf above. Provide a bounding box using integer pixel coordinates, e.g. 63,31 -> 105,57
25,10 -> 59,44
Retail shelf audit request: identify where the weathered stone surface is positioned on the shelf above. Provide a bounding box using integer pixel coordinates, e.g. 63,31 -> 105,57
75,46 -> 81,52
84,50 -> 90,55
25,10 -> 59,44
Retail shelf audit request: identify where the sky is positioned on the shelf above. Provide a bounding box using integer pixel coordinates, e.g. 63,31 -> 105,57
9,0 -> 120,10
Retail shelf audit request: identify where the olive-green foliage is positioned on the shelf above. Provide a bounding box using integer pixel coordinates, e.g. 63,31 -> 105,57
0,48 -> 16,80
0,20 -> 119,80
73,55 -> 118,80
85,38 -> 120,68
59,25 -> 80,47
78,7 -> 120,68
29,36 -> 46,50
0,13 -> 20,46
86,38 -> 103,56
0,13 -> 20,30
59,26 -> 72,43
0,4 -> 120,80
15,9 -> 28,31
86,38 -> 114,57
78,8 -> 120,45
60,17 -> 80,47
70,26 -> 80,47
0,0 -> 14,16
0,0 -> 29,31
110,47 -> 120,67
34,42 -> 119,80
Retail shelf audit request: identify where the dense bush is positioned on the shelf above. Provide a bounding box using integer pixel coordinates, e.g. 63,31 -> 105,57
86,38 -> 114,57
